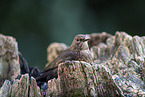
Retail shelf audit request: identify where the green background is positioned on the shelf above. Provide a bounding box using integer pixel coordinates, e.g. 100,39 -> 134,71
0,0 -> 145,69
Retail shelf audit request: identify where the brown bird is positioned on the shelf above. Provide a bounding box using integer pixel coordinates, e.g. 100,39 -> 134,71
36,34 -> 92,82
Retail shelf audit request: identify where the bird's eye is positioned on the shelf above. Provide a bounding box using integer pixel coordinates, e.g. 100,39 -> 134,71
80,39 -> 83,41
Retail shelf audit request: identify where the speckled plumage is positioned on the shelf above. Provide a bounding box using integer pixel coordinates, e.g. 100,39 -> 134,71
36,34 -> 92,82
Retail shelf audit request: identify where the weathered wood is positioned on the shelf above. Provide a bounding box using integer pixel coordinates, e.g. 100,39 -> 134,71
0,74 -> 43,97
0,34 -> 20,86
90,32 -> 145,96
45,61 -> 124,97
47,42 -> 68,63
29,76 -> 43,97
0,32 -> 145,97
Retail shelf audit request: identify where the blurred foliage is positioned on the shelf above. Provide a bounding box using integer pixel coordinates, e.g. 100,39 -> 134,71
0,0 -> 145,69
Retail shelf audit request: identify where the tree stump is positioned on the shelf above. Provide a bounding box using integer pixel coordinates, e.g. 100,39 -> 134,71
0,32 -> 145,97
0,34 -> 20,87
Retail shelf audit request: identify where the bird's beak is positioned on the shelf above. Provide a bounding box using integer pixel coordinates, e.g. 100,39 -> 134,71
84,35 -> 91,41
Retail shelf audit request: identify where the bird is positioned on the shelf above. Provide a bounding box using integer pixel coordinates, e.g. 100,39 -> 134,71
36,34 -> 93,82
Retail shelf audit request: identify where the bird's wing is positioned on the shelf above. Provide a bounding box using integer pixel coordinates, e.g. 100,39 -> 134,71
42,49 -> 78,73
42,58 -> 63,72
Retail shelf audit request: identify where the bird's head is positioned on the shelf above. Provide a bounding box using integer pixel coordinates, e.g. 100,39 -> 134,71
70,34 -> 90,50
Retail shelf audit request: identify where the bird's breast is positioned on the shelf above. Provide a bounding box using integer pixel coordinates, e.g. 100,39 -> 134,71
79,49 -> 92,63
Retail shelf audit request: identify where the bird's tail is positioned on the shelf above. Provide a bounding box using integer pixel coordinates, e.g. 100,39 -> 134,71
36,68 -> 58,82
